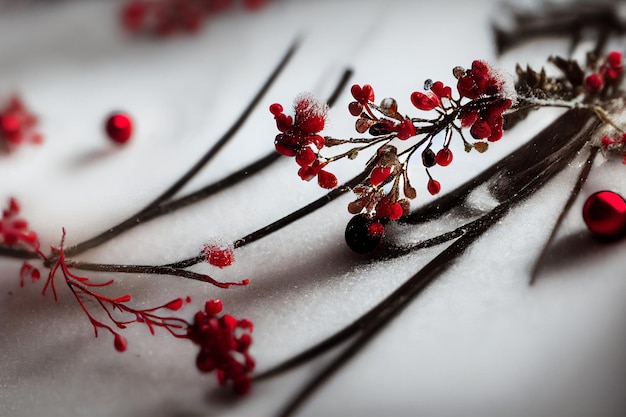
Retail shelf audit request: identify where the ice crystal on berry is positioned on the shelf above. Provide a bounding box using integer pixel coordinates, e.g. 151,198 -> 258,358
201,241 -> 235,268
270,94 -> 337,189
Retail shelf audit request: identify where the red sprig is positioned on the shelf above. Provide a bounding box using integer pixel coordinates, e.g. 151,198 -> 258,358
41,229 -> 190,351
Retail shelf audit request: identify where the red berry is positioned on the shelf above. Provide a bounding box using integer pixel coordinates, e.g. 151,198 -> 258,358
435,148 -> 453,166
205,299 -> 223,315
582,191 -> 626,238
397,119 -> 416,140
0,114 -> 23,145
427,178 -> 441,195
295,147 -> 317,167
202,244 -> 235,268
317,170 -> 337,189
585,73 -> 604,93
387,202 -> 403,221
121,0 -> 148,33
113,333 -> 128,352
269,103 -> 283,116
105,112 -> 133,144
368,222 -> 385,238
348,101 -> 363,116
470,120 -> 491,139
164,298 -> 184,311
410,91 -> 439,111
351,84 -> 374,104
430,81 -> 452,100
607,51 -> 623,69
370,167 -> 392,186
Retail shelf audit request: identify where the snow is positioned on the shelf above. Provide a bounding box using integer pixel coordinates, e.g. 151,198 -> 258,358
1,1 -> 625,417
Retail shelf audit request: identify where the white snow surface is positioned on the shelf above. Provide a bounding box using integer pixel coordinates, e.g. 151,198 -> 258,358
1,1 -> 626,417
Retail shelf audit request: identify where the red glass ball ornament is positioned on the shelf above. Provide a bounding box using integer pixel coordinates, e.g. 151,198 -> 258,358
105,112 -> 133,144
582,191 -> 626,238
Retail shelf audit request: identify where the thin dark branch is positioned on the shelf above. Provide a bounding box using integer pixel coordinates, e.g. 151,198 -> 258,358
67,261 -> 246,288
62,39 -> 301,258
529,146 -> 599,284
137,67 -> 354,224
275,197 -> 508,417
0,245 -> 40,259
273,108 -> 600,417
232,169 -> 371,249
145,39 -> 302,207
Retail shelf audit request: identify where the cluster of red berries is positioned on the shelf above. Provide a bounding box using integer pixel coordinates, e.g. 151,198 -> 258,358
271,59 -> 516,252
0,96 -> 43,150
186,299 -> 255,394
455,61 -> 512,142
270,94 -> 337,189
0,198 -> 40,250
121,0 -> 268,37
349,84 -> 417,140
585,51 -> 624,94
412,60 -> 512,142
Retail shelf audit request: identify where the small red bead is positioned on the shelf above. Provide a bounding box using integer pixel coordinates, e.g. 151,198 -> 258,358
435,148 -> 453,166
582,191 -> 626,238
205,299 -> 223,316
427,178 -> 441,195
269,103 -> 283,116
105,112 -> 133,144
113,333 -> 128,352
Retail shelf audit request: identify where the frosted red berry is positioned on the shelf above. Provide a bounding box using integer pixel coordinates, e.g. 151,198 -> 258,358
368,222 -> 385,238
582,191 -> 626,238
201,243 -> 235,268
105,112 -> 133,144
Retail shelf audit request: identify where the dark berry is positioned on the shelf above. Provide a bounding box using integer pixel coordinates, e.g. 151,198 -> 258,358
345,214 -> 382,254
421,148 -> 436,167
